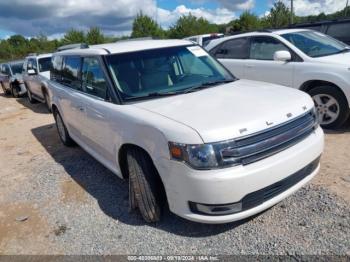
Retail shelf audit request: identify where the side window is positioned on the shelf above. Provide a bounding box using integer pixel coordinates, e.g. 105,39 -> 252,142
326,23 -> 350,43
3,64 -> 11,75
212,38 -> 249,59
249,36 -> 289,60
27,58 -> 37,71
81,57 -> 107,99
62,56 -> 82,90
51,56 -> 63,82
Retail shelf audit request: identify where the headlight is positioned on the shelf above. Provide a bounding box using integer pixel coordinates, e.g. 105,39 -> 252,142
169,142 -> 218,169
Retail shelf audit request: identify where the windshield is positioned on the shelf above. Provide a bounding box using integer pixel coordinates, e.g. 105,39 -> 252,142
106,45 -> 234,101
202,35 -> 224,47
281,30 -> 348,58
10,63 -> 23,75
38,57 -> 52,72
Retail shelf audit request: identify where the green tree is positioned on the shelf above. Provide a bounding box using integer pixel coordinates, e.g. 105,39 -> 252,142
131,12 -> 164,38
265,1 -> 292,28
228,11 -> 261,33
62,29 -> 86,44
168,13 -> 218,38
86,27 -> 105,44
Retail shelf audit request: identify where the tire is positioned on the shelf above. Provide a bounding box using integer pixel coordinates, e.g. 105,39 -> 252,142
11,84 -> 20,98
309,86 -> 350,129
127,148 -> 164,223
53,109 -> 75,146
43,90 -> 52,113
26,84 -> 37,104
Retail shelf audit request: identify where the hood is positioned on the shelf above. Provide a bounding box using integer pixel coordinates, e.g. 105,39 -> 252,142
134,79 -> 314,143
313,51 -> 350,66
39,71 -> 50,79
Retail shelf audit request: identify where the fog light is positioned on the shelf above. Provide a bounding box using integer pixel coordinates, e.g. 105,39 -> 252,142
189,202 -> 242,216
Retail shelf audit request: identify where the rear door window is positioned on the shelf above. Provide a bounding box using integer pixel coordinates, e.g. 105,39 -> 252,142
211,38 -> 250,59
62,56 -> 82,90
81,57 -> 107,99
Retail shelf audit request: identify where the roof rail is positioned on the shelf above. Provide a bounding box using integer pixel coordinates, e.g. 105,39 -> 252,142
115,37 -> 154,43
56,43 -> 89,52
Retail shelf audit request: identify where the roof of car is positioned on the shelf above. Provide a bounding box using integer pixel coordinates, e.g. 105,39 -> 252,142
55,39 -> 193,56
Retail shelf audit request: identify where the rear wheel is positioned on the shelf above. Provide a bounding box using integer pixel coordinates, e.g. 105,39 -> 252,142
53,109 -> 75,146
43,90 -> 52,113
11,84 -> 20,98
26,85 -> 37,104
127,148 -> 164,223
309,86 -> 349,129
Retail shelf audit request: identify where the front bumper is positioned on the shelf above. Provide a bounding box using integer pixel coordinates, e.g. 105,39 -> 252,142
155,127 -> 324,224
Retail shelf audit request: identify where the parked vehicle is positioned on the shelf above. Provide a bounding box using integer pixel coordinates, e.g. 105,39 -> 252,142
0,60 -> 26,97
206,29 -> 350,129
49,40 -> 323,224
184,33 -> 224,47
290,19 -> 350,45
23,53 -> 53,111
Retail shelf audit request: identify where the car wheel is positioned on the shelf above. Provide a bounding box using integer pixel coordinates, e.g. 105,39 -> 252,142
11,84 -> 20,98
309,86 -> 350,129
43,91 -> 52,113
26,85 -> 37,104
53,109 -> 75,146
127,148 -> 164,223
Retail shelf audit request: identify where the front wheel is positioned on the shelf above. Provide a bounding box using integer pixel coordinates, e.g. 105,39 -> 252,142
53,110 -> 75,146
127,148 -> 164,223
309,86 -> 350,129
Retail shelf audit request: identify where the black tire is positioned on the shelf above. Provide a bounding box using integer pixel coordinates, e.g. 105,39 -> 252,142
11,84 -> 20,98
43,90 -> 52,113
26,84 -> 37,104
53,109 -> 75,147
309,86 -> 349,129
127,148 -> 164,223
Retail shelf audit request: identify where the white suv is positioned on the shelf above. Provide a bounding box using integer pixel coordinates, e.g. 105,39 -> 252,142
49,40 -> 324,224
23,53 -> 53,111
206,29 -> 350,129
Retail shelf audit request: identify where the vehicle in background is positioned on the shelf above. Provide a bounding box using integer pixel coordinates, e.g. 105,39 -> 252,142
48,40 -> 323,224
184,33 -> 224,47
206,29 -> 350,129
0,60 -> 26,97
290,19 -> 350,45
23,53 -> 53,111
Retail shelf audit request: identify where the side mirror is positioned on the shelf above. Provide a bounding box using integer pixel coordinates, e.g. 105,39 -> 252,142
28,69 -> 37,75
274,50 -> 292,62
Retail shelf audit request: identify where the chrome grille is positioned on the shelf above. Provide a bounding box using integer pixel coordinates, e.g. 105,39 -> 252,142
214,110 -> 318,166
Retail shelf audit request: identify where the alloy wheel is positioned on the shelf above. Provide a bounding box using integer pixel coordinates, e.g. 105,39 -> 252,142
313,94 -> 340,126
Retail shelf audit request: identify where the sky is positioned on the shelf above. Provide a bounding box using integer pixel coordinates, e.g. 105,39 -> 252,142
0,0 -> 348,39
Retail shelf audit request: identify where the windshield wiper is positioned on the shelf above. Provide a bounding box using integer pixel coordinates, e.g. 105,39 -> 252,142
338,48 -> 350,54
124,91 -> 179,101
183,79 -> 234,94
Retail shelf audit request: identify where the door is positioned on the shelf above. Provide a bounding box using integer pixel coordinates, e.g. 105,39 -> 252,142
245,36 -> 294,87
1,64 -> 11,91
210,37 -> 250,79
28,58 -> 42,96
79,56 -> 116,166
56,55 -> 86,139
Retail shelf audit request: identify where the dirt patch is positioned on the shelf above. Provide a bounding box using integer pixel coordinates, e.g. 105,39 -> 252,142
0,203 -> 51,254
60,180 -> 88,204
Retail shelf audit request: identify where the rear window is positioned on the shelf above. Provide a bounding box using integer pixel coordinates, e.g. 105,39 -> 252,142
51,56 -> 63,82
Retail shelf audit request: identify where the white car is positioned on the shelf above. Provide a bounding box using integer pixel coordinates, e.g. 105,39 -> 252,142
184,33 -> 224,47
48,40 -> 324,224
23,53 -> 53,111
206,29 -> 350,129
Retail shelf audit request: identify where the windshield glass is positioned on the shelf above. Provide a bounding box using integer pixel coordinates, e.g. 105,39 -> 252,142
202,35 -> 224,47
38,57 -> 52,72
10,63 -> 23,75
106,45 -> 234,101
281,30 -> 347,57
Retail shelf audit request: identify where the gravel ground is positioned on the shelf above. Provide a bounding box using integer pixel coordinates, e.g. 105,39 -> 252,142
0,93 -> 349,255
